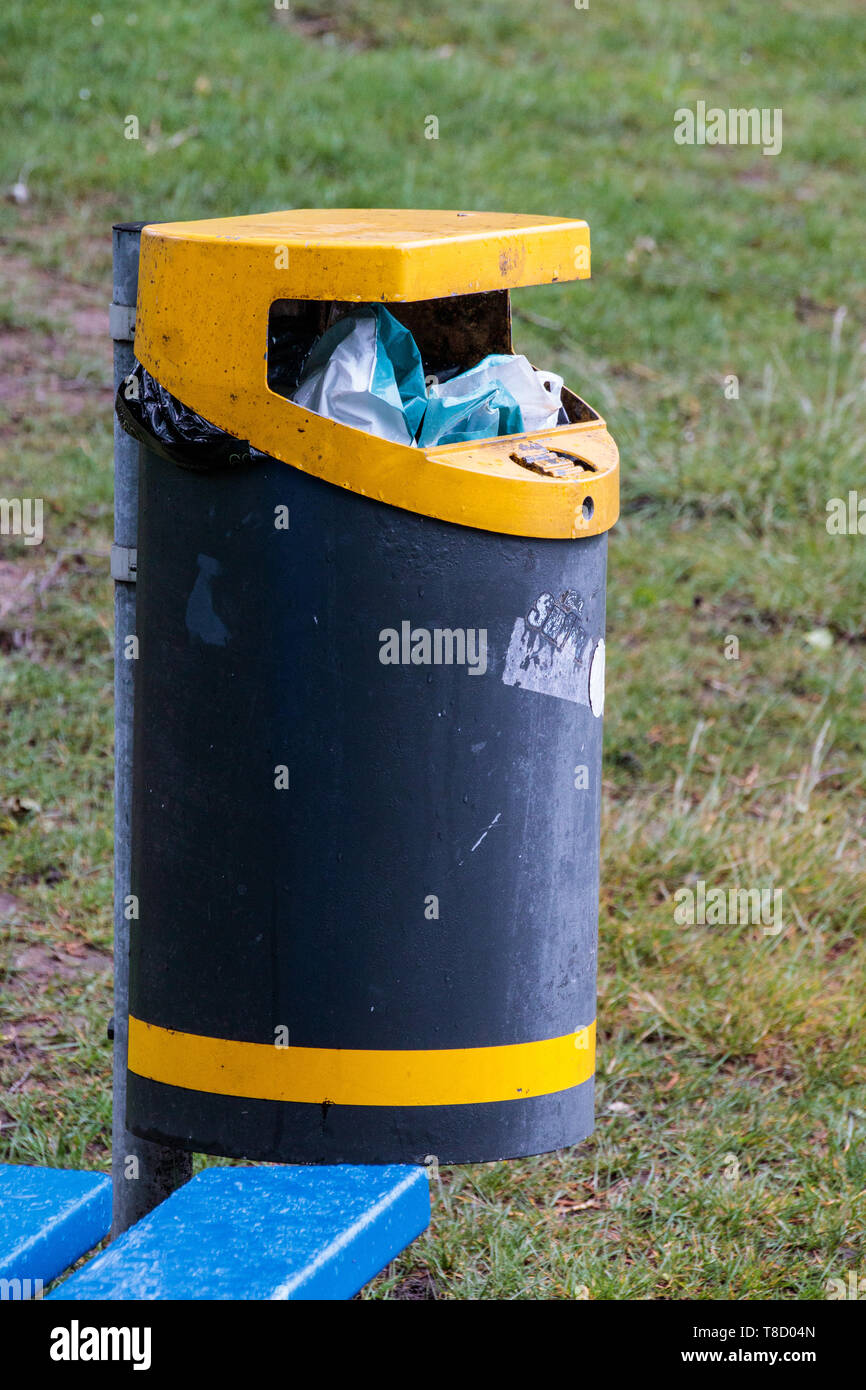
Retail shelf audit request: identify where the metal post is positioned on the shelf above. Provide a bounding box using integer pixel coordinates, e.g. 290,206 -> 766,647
111,222 -> 192,1237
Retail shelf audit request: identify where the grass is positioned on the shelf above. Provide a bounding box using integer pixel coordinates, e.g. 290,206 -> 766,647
0,0 -> 864,1299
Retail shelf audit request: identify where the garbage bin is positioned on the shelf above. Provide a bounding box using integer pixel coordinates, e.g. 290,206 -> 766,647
124,209 -> 619,1164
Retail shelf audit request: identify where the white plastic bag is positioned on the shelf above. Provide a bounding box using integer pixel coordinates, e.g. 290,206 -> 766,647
421,354 -> 563,446
292,306 -> 427,445
293,304 -> 565,447
457,355 -> 563,434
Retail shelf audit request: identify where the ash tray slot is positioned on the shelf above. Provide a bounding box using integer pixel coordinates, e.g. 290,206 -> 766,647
510,442 -> 599,477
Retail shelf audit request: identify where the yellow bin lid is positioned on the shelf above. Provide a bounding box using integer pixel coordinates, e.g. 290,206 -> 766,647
137,207 -> 590,302
134,208 -> 618,540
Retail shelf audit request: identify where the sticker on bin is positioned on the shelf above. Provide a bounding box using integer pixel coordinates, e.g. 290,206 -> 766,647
502,589 -> 606,715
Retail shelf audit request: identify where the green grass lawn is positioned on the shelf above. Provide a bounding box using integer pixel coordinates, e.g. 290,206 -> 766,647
1,0 -> 864,1298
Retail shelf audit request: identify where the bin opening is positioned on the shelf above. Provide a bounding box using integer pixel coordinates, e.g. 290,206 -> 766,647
265,292 -> 600,447
267,289 -> 512,394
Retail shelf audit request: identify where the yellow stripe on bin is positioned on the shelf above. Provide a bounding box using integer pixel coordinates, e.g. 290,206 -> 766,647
128,1016 -> 596,1109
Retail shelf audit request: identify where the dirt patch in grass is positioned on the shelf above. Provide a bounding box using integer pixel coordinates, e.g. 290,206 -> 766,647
0,559 -> 38,652
272,1 -> 389,48
0,247 -> 112,434
390,1268 -> 439,1299
12,940 -> 111,982
0,551 -> 106,659
1,927 -> 111,1092
0,887 -> 29,918
0,251 -> 111,339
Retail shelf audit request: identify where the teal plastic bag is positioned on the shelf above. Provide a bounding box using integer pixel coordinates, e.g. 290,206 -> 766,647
417,379 -> 524,448
293,309 -> 563,448
293,305 -> 427,445
419,353 -> 568,446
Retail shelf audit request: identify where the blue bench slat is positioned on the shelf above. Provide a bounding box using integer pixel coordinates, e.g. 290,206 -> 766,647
49,1165 -> 429,1300
0,1164 -> 111,1293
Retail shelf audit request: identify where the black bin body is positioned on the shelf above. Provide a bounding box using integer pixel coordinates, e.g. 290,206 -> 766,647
127,446 -> 607,1164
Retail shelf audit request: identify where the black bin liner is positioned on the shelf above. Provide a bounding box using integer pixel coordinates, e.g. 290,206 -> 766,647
116,314 -> 316,469
116,363 -> 262,472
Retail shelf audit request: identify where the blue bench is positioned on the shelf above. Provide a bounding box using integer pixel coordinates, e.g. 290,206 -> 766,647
49,1164 -> 429,1300
0,1163 -> 111,1297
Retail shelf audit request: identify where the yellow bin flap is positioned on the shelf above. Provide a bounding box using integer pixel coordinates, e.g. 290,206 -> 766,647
134,208 -> 618,540
137,208 -> 590,303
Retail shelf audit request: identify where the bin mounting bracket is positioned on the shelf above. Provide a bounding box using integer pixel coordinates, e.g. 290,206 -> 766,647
110,545 -> 138,583
109,301 -> 136,343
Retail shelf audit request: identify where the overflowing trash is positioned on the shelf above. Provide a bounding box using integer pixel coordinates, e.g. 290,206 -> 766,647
117,301 -> 568,467
293,304 -> 565,447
